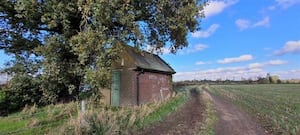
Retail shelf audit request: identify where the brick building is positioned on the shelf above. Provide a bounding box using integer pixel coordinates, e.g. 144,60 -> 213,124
110,45 -> 176,106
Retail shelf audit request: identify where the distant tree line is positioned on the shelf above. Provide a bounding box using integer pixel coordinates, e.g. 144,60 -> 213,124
174,74 -> 300,86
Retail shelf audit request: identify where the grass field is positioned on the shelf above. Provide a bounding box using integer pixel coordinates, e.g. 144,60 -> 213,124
208,84 -> 300,135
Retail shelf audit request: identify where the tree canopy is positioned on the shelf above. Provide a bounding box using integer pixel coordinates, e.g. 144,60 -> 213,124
0,0 -> 207,109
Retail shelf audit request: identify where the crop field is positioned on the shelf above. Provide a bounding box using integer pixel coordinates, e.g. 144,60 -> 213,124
208,84 -> 300,135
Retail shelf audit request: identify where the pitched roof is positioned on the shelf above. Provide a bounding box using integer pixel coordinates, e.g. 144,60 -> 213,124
125,46 -> 176,74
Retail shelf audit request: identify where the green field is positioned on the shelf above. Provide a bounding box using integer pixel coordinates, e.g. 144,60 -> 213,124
208,84 -> 300,135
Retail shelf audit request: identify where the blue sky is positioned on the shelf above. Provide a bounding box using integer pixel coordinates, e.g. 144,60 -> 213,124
161,0 -> 300,81
1,0 -> 300,82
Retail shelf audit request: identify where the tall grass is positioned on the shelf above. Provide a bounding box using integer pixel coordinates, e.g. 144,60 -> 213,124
0,102 -> 78,135
0,90 -> 188,135
56,93 -> 188,135
208,84 -> 300,135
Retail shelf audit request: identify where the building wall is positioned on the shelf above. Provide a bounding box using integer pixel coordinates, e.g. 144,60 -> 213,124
119,69 -> 136,106
111,47 -> 173,106
100,88 -> 111,105
138,71 -> 172,105
118,70 -> 172,106
112,48 -> 137,106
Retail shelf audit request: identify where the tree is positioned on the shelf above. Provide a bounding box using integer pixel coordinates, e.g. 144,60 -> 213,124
257,77 -> 269,84
269,75 -> 279,84
0,73 -> 42,114
1,0 -> 207,104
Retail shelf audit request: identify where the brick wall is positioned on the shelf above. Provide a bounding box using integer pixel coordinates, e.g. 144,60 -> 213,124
118,70 -> 173,106
137,71 -> 172,105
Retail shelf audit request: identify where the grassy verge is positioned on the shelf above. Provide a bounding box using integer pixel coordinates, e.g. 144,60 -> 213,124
208,84 -> 300,135
199,86 -> 217,135
137,92 -> 188,129
54,93 -> 188,134
0,102 -> 78,135
1,90 -> 189,135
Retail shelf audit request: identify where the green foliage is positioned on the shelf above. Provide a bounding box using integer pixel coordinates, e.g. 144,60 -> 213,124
257,77 -> 270,84
0,74 -> 41,114
269,75 -> 279,84
37,36 -> 82,104
208,84 -> 300,135
0,90 -> 5,102
78,91 -> 92,100
1,0 -> 207,106
0,90 -> 7,115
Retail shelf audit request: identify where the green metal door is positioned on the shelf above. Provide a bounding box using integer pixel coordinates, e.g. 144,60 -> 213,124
111,71 -> 121,106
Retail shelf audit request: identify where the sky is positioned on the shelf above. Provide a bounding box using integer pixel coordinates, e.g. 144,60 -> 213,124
1,0 -> 300,83
161,0 -> 300,81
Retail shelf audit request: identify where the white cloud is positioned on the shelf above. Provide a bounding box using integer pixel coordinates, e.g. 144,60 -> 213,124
236,17 -> 270,30
248,60 -> 287,69
174,60 -> 291,81
191,24 -> 220,38
195,61 -> 206,65
179,44 -> 208,55
235,19 -> 250,30
174,66 -> 266,81
248,68 -> 264,73
148,44 -> 209,55
203,0 -> 238,18
267,0 -> 300,10
274,69 -> 300,80
253,17 -> 270,27
268,5 -> 276,10
248,63 -> 264,69
194,44 -> 208,51
274,40 -> 300,55
218,54 -> 253,64
276,0 -> 300,9
268,60 -> 287,65
146,45 -> 171,54
161,47 -> 171,54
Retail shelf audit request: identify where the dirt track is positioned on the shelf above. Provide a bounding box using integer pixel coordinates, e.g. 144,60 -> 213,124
136,88 -> 205,135
208,91 -> 268,135
136,88 -> 268,135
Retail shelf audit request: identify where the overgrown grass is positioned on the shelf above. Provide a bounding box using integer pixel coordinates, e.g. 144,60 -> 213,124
0,102 -> 78,135
137,92 -> 188,128
53,93 -> 188,134
1,89 -> 189,135
199,87 -> 217,135
208,84 -> 300,135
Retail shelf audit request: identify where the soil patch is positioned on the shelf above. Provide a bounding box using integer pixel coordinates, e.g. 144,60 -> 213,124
136,88 -> 205,135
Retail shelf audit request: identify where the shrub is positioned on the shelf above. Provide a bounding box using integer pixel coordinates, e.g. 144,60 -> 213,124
0,74 -> 42,115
